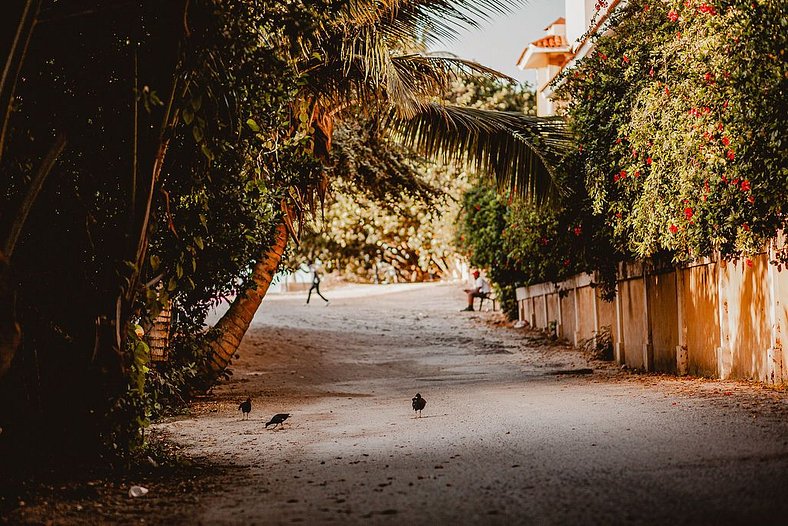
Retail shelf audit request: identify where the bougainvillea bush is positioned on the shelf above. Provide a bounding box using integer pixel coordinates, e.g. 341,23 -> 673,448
559,0 -> 787,263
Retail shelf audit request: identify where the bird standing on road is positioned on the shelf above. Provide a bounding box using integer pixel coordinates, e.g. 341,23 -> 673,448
239,397 -> 252,419
265,413 -> 291,429
412,393 -> 426,417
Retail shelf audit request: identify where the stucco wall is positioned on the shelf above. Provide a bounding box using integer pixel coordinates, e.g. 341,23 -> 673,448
515,251 -> 786,384
718,256 -> 771,380
560,292 -> 576,343
680,263 -> 720,377
649,272 -> 678,373
774,263 -> 788,383
620,278 -> 647,370
575,286 -> 596,343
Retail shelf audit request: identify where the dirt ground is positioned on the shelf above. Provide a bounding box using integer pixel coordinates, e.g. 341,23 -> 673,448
4,282 -> 788,525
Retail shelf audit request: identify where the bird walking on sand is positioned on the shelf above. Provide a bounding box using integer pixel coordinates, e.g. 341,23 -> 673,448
412,393 -> 426,417
239,397 -> 252,419
265,413 -> 291,429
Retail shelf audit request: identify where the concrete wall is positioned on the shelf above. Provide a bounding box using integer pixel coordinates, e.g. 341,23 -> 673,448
648,272 -> 678,373
516,251 -> 787,384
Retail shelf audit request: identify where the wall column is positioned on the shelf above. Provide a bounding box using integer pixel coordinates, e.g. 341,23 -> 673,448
614,279 -> 626,365
767,243 -> 784,384
675,267 -> 688,375
642,266 -> 654,371
573,287 -> 581,347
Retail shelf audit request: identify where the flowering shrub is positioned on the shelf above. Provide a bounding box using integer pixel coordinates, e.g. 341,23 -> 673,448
559,0 -> 787,262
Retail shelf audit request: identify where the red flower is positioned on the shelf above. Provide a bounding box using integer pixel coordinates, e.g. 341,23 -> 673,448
598,52 -> 608,61
748,196 -> 756,204
474,204 -> 481,211
649,67 -> 655,77
646,157 -> 653,165
634,170 -> 641,178
668,10 -> 679,21
698,3 -> 717,14
669,224 -> 679,234
746,259 -> 753,268
644,4 -> 649,11
684,207 -> 694,221
573,226 -> 582,236
615,138 -> 622,144
742,223 -> 750,232
704,72 -> 715,83
622,55 -> 630,64
664,86 -> 670,95
613,173 -> 620,182
620,170 -> 627,178
740,180 -> 751,192
563,259 -> 571,267
726,149 -> 735,161
632,149 -> 638,158
721,136 -> 730,146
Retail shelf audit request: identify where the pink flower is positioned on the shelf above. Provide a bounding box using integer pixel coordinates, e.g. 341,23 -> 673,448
649,67 -> 655,77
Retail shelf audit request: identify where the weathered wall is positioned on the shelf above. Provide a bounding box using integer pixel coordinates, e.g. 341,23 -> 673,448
719,256 -> 771,379
620,278 -> 647,370
649,272 -> 678,373
575,286 -> 596,344
680,263 -> 719,377
515,251 -> 787,384
560,292 -> 576,343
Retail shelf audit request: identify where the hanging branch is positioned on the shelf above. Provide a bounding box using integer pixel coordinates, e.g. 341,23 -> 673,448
0,0 -> 42,163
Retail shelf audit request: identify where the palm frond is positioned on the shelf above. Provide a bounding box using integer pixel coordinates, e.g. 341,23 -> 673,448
303,51 -> 514,119
392,103 -> 573,201
338,0 -> 526,47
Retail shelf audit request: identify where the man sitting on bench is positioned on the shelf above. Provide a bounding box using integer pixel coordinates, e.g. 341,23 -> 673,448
461,270 -> 491,312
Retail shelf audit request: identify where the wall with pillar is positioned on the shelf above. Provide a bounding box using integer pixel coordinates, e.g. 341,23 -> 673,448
515,247 -> 787,384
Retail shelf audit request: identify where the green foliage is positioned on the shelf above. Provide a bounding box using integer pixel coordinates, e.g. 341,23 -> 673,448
558,0 -> 788,262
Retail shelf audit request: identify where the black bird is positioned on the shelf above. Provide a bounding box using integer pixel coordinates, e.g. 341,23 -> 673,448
412,393 -> 426,417
265,413 -> 291,429
238,397 -> 252,419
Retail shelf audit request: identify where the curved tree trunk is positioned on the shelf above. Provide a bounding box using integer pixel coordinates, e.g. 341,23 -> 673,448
204,221 -> 288,380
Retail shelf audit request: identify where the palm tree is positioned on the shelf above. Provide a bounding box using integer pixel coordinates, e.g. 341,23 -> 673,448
203,0 -> 571,380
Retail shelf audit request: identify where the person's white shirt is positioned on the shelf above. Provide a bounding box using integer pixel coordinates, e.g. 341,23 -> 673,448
475,275 -> 491,294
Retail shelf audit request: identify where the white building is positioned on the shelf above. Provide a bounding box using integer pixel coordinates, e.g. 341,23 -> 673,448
516,0 -> 622,116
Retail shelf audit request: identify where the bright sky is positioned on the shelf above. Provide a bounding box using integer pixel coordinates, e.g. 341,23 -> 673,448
429,0 -> 565,87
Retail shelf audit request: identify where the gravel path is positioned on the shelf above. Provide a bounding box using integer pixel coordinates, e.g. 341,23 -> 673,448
150,282 -> 788,525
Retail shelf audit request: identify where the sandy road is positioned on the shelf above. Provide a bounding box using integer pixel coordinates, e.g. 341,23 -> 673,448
156,282 -> 788,525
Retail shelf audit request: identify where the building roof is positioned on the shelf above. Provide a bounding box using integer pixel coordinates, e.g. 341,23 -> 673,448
530,34 -> 568,49
544,17 -> 566,30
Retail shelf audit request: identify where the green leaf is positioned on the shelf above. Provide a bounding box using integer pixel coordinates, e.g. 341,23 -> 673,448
246,118 -> 260,132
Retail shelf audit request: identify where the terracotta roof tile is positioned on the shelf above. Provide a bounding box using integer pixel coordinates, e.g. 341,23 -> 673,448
544,17 -> 566,30
531,34 -> 568,48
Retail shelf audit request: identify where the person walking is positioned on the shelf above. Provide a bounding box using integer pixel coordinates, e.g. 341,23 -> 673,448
306,264 -> 329,305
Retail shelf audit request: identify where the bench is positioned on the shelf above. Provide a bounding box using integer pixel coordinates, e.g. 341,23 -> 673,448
476,292 -> 497,312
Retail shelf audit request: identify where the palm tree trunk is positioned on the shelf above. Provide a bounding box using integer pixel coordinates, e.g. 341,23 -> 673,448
204,221 -> 288,378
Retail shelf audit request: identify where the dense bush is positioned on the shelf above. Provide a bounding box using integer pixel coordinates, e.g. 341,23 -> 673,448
559,0 -> 788,263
